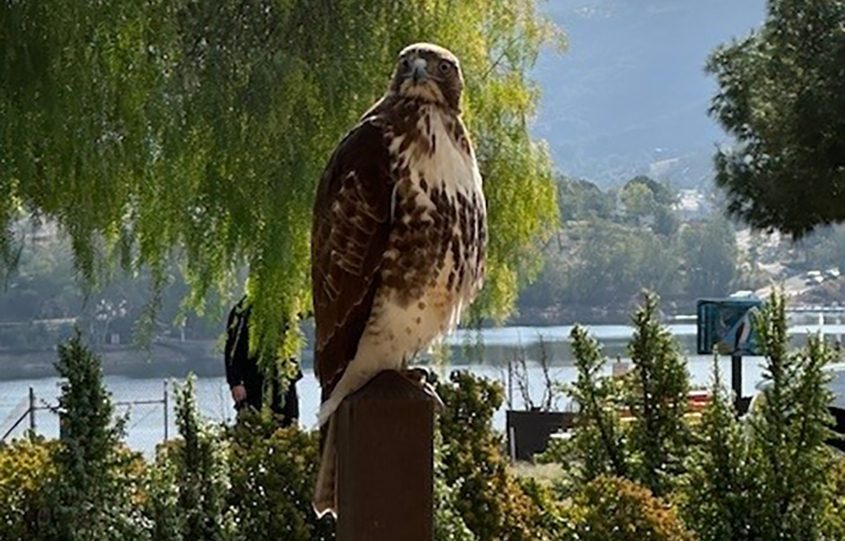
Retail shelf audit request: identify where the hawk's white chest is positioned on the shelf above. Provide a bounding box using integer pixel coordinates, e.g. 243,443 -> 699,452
384,106 -> 485,326
408,108 -> 482,194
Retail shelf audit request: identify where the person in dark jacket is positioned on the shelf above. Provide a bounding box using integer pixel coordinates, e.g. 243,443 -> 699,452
224,296 -> 301,427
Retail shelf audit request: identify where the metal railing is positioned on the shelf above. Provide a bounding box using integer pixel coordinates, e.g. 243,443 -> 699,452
1,381 -> 170,444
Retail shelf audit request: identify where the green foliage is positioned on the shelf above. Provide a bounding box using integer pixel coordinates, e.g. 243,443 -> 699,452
556,177 -> 615,222
1,1 -> 561,359
0,230 -> 230,356
0,437 -> 55,540
745,292 -> 840,539
521,176 -> 739,321
2,302 -> 845,539
623,176 -> 678,207
43,333 -> 149,541
546,291 -> 843,539
164,374 -> 237,541
678,290 -> 843,540
547,325 -> 627,482
548,220 -> 681,308
0,336 -> 152,541
433,428 -> 477,541
677,215 -> 737,298
520,176 -> 738,322
226,411 -> 334,541
143,450 -> 183,541
621,180 -> 661,223
623,293 -> 691,496
54,332 -> 127,463
543,294 -> 690,497
678,360 -> 756,541
0,229 -> 79,324
563,476 -> 694,541
707,0 -> 845,237
436,371 -> 552,541
831,458 -> 845,535
618,177 -> 680,237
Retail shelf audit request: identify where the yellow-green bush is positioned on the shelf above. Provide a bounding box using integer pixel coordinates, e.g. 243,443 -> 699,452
0,437 -> 55,540
564,476 -> 694,541
828,457 -> 845,537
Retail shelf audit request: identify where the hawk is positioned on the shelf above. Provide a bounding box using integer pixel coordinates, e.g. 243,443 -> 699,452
311,43 -> 487,516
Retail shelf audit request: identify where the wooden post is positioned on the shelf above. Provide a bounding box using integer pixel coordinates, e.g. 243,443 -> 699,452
28,387 -> 36,432
163,380 -> 169,442
336,370 -> 434,541
731,354 -> 742,411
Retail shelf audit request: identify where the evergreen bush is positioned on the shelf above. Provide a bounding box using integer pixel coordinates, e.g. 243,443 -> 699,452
680,292 -> 843,540
155,375 -> 238,541
40,332 -> 149,541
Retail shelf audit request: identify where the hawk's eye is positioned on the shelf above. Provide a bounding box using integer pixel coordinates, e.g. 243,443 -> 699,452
438,61 -> 451,74
400,58 -> 411,70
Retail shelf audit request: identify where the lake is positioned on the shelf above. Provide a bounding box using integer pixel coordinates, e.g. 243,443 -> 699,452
2,323 -> 843,456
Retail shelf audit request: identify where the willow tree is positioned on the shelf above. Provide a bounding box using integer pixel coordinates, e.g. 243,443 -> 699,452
1,1 -> 562,364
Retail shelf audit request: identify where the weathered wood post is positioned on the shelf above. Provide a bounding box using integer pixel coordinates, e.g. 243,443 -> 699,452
28,387 -> 36,432
163,380 -> 169,441
731,354 -> 743,412
336,370 -> 434,541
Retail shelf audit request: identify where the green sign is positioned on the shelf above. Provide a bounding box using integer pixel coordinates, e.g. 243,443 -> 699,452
697,298 -> 763,356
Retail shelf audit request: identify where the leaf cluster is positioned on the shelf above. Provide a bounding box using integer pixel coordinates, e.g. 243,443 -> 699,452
708,0 -> 845,237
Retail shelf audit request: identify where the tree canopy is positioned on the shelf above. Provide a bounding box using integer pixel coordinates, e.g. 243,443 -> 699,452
0,1 -> 562,360
707,0 -> 845,237
519,177 -> 739,322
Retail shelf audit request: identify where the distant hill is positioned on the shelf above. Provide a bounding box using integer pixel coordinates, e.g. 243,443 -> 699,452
533,0 -> 766,188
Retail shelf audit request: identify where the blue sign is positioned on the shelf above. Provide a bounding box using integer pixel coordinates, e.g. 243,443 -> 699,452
697,298 -> 764,356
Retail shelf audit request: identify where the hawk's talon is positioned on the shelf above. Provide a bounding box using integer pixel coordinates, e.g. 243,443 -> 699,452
401,368 -> 445,412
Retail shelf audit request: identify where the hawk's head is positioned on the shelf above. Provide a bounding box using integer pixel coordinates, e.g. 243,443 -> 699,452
389,43 -> 463,112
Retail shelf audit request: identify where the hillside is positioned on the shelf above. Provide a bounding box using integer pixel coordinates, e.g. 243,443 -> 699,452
534,0 -> 766,187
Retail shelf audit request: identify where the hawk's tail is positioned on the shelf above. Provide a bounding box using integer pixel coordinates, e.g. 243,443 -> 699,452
313,415 -> 337,518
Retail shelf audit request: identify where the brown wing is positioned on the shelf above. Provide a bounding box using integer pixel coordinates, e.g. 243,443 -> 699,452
311,117 -> 393,399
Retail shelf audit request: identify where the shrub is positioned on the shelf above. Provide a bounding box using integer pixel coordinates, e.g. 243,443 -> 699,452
746,293 -> 840,539
436,370 -> 551,541
5,295 -> 843,541
432,427 -> 476,541
152,374 -> 237,541
0,437 -> 55,540
226,410 -> 335,541
548,293 -> 690,497
39,332 -> 149,541
547,325 -> 627,484
564,476 -> 694,541
678,361 -> 756,541
143,448 -> 183,541
623,293 -> 690,496
680,291 -> 843,540
830,457 -> 845,536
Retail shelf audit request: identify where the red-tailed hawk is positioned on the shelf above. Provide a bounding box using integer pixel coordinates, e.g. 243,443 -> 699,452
311,43 -> 487,516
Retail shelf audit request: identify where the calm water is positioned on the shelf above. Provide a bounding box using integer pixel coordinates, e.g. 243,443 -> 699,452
2,323 -> 843,456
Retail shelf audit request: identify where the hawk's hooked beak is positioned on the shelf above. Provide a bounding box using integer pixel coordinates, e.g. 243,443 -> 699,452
410,58 -> 428,84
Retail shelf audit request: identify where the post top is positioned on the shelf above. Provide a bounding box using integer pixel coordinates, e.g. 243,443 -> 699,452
345,370 -> 432,404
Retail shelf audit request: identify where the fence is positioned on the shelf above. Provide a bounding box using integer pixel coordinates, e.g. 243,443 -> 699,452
1,382 -> 171,449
